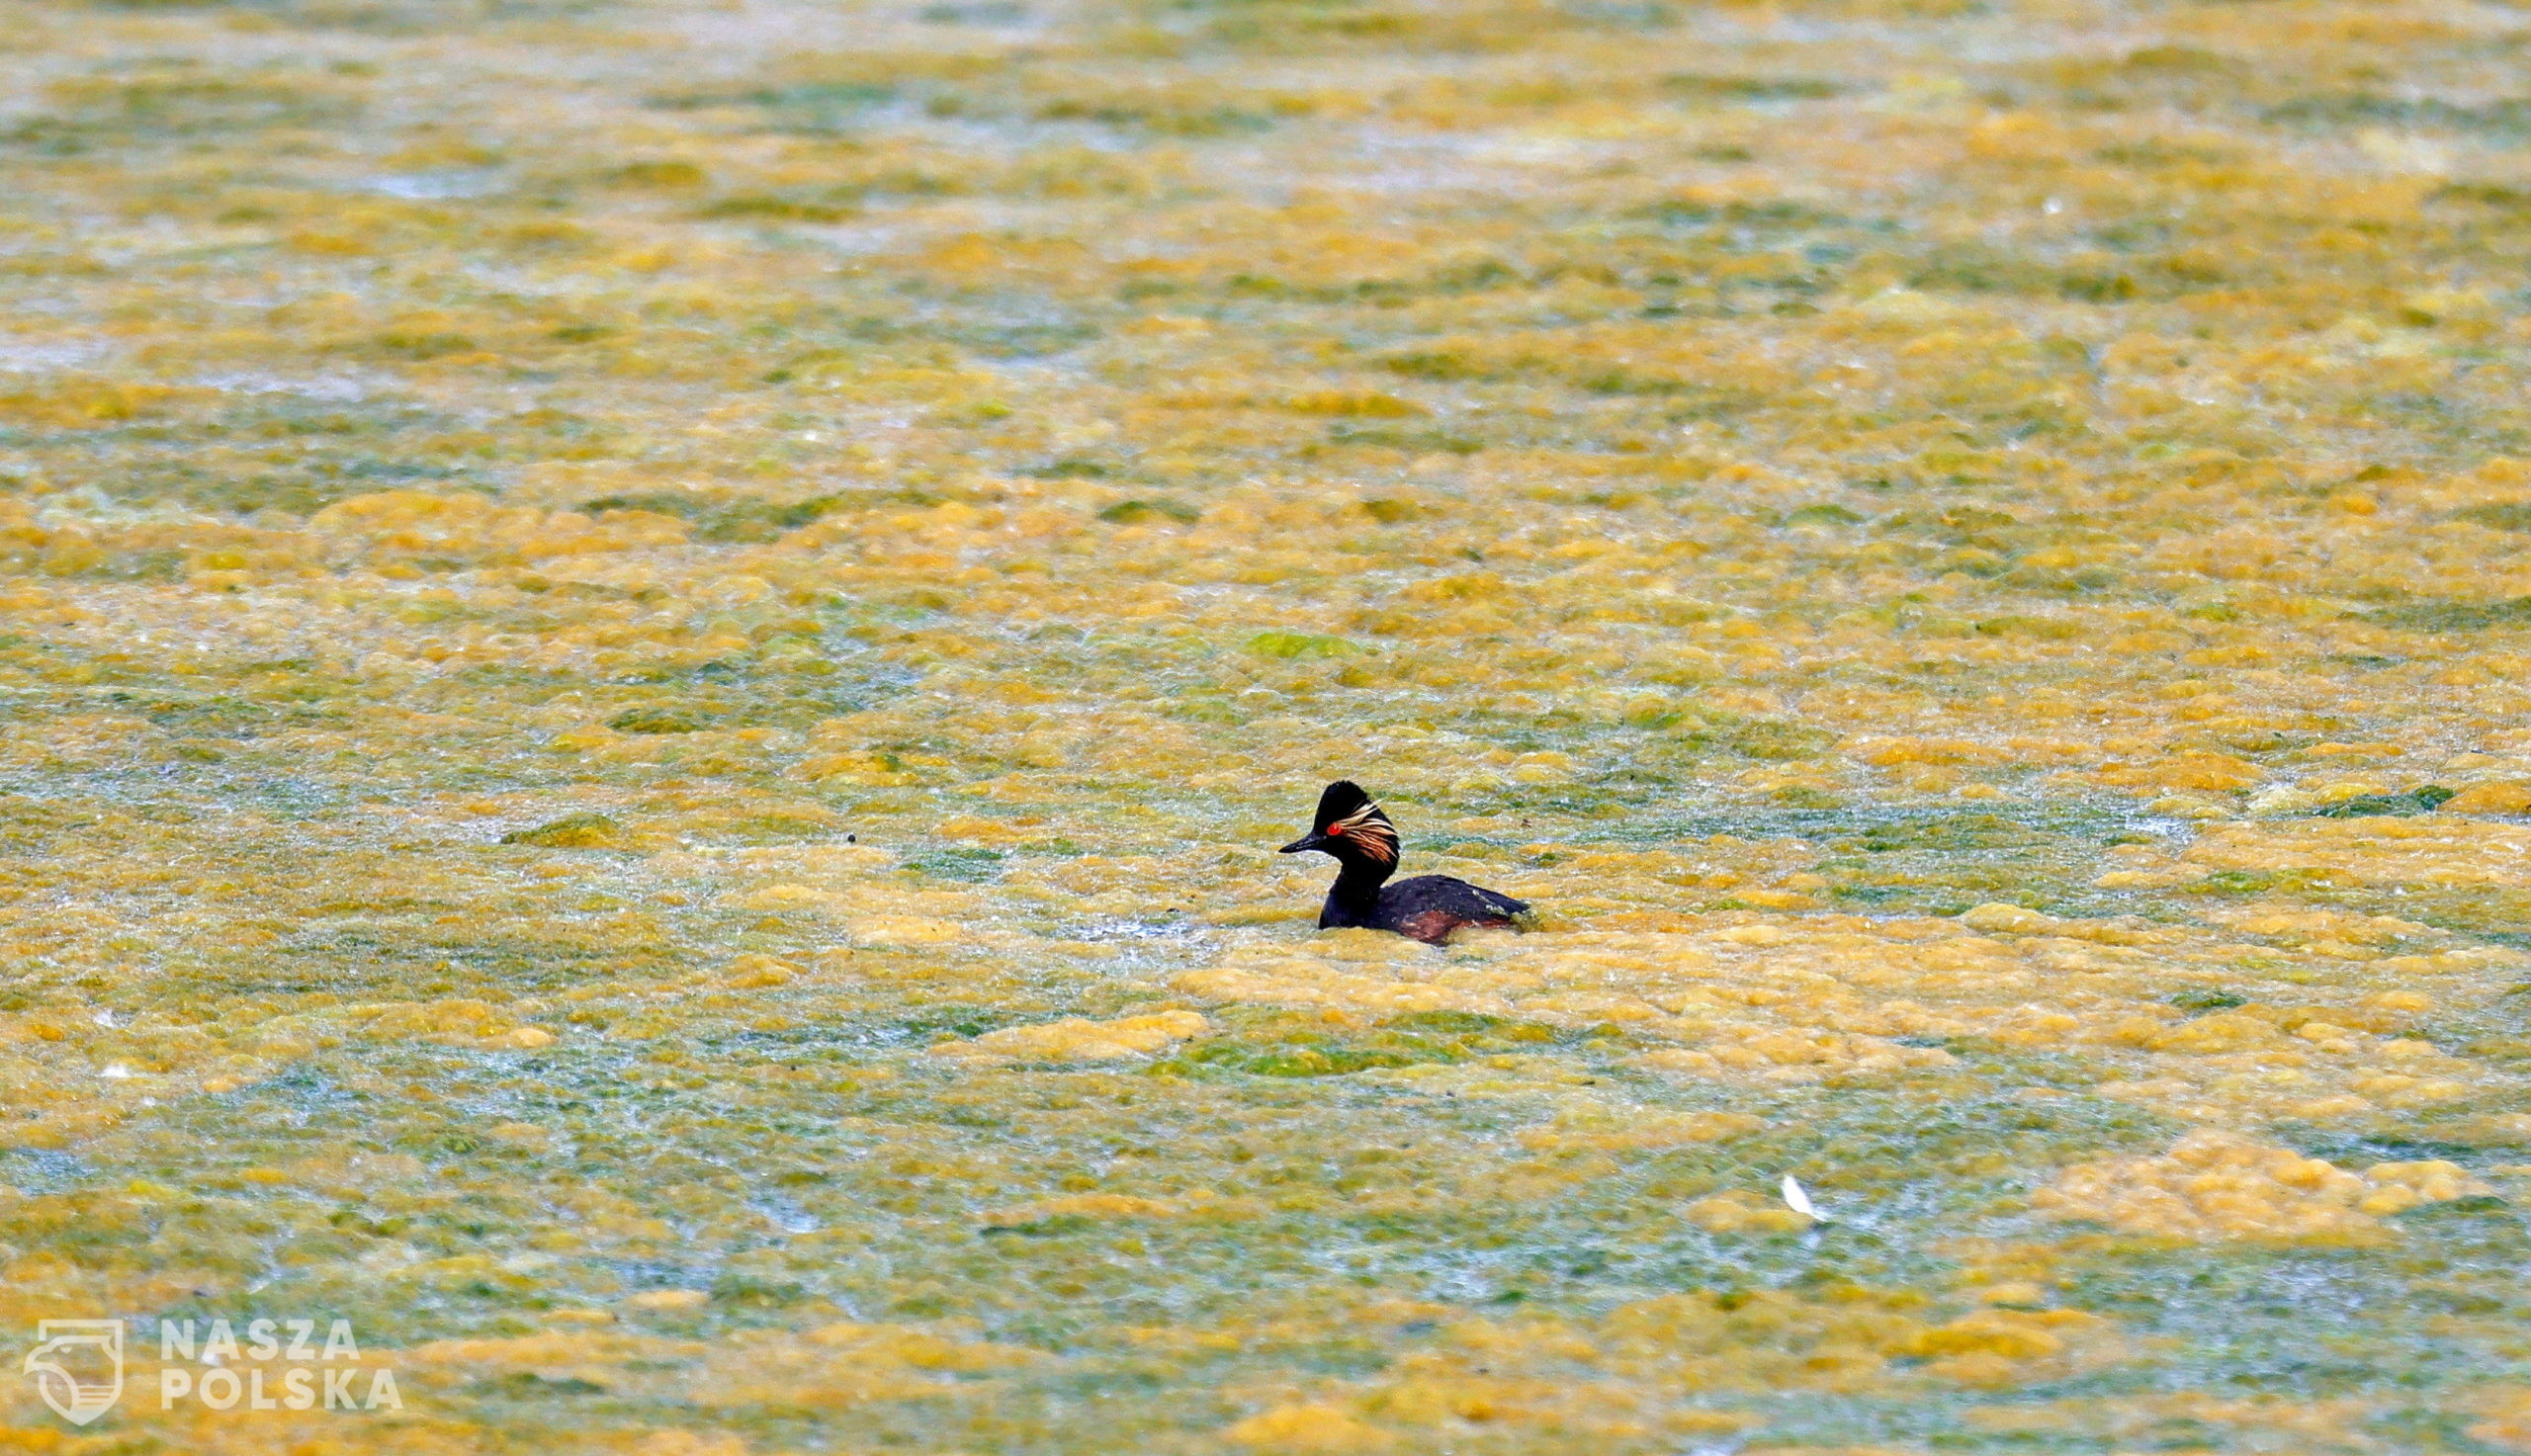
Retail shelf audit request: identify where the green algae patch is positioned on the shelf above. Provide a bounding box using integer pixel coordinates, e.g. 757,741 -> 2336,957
1244,631 -> 1365,659
607,707 -> 714,734
499,813 -> 628,848
1096,497 -> 1201,525
1148,1007 -> 1567,1079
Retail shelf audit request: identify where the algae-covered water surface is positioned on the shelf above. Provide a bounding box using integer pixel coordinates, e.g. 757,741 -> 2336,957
6,0 -> 2531,1450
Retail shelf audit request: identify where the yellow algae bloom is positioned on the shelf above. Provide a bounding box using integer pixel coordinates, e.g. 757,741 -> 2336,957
928,1011 -> 1209,1064
1223,1404 -> 1398,1452
2034,1132 -> 2494,1242
1684,1189 -> 1814,1236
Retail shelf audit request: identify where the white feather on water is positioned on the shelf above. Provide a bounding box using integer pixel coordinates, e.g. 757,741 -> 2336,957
1781,1174 -> 1820,1220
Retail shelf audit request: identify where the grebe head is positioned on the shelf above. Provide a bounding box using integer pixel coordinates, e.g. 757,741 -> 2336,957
1278,780 -> 1399,868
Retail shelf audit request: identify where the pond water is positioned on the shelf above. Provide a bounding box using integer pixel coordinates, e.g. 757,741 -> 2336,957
2,0 -> 2530,1451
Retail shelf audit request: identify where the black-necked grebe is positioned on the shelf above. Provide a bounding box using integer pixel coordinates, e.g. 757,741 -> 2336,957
1278,780 -> 1533,945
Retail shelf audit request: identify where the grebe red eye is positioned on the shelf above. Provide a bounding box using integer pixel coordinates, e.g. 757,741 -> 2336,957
1326,823 -> 1346,836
